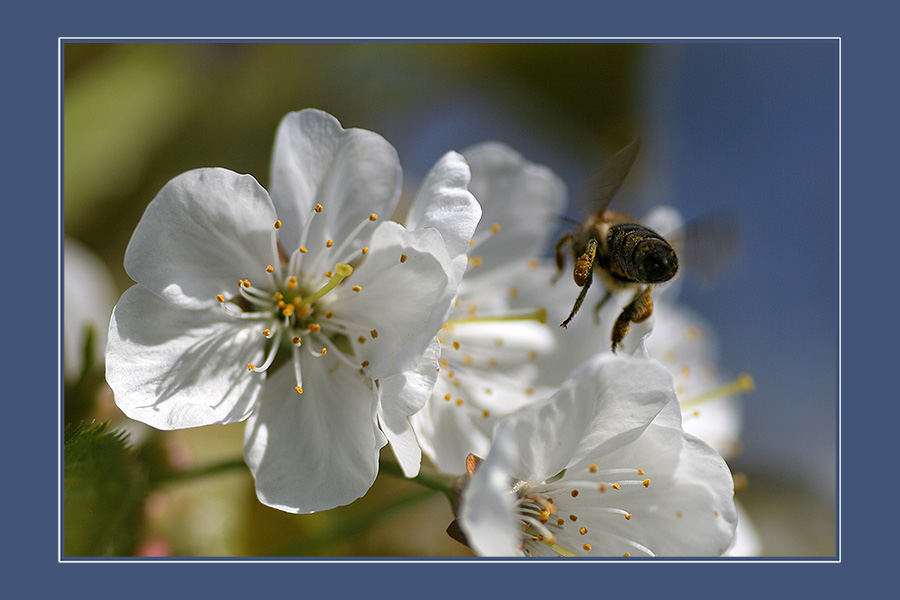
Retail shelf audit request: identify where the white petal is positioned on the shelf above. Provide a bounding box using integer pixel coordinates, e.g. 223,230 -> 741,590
268,109 -> 401,260
124,168 -> 277,308
105,285 -> 265,430
328,221 -> 455,378
567,425 -> 737,556
495,355 -> 675,484
64,237 -> 117,378
243,357 -> 386,514
405,151 -> 482,283
462,142 -> 567,269
459,434 -> 523,556
377,338 -> 441,477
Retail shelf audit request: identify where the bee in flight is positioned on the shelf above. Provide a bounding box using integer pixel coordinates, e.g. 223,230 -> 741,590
554,138 -> 679,353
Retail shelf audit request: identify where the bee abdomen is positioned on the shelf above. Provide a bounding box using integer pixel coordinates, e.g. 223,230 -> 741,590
607,223 -> 679,284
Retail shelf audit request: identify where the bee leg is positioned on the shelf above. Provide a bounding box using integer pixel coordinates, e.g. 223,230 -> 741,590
560,273 -> 592,328
592,289 -> 612,325
561,239 -> 598,328
552,233 -> 575,284
610,285 -> 654,353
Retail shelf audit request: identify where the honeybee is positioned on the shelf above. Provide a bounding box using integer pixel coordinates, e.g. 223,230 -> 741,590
554,138 -> 679,352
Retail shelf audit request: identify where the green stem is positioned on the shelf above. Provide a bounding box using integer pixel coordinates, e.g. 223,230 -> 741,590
154,457 -> 248,486
379,460 -> 456,498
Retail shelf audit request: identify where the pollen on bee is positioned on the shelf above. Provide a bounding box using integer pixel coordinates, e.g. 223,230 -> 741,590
314,204 -> 323,213
326,240 -> 334,248
400,253 -> 408,263
352,285 -> 362,293
369,213 -> 378,221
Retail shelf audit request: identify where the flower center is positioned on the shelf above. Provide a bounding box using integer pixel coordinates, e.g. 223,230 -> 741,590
215,204 -> 380,395
514,464 -> 656,557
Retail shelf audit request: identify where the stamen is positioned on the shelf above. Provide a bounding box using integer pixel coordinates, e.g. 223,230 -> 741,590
251,327 -> 283,372
444,307 -> 547,327
680,373 -> 755,409
400,254 -> 408,263
269,221 -> 284,281
289,205 -> 323,277
332,214 -> 380,264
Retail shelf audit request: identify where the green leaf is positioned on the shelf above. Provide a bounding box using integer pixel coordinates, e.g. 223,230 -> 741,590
63,421 -> 149,556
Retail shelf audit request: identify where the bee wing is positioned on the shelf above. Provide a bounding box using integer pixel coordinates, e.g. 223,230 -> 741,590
671,209 -> 744,288
588,137 -> 641,215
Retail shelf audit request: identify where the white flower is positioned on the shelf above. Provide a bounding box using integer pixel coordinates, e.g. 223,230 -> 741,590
106,109 -> 479,513
458,354 -> 737,557
64,236 -> 117,379
410,143 -> 568,475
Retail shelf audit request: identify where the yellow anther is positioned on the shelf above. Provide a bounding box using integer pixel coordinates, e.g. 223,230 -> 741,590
314,204 -> 323,213
296,304 -> 310,319
325,271 -> 334,279
583,544 -> 592,552
455,398 -> 464,406
361,360 -> 370,368
557,518 -> 565,526
274,292 -> 284,300
266,265 -> 274,273
525,388 -> 534,396
357,336 -> 366,344
612,483 -> 621,490
370,329 -> 378,339
369,213 -> 378,221
319,348 -> 327,356
277,300 -> 286,308
352,285 -> 361,293
579,527 -> 587,535
571,490 -> 579,498
468,239 -> 475,246
589,464 -> 599,473
325,311 -> 334,319
295,386 -> 303,394
400,253 -> 408,263
452,341 -> 461,350
527,259 -> 539,270
598,483 -> 607,492
326,240 -> 334,248
482,410 -> 490,418
539,510 -> 550,523
624,513 -> 632,520
637,468 -> 645,475
490,223 -> 500,234
216,294 -> 225,303
528,350 -> 538,360
446,370 -> 455,378
247,363 -> 256,371
569,514 -> 578,522
623,552 -> 631,557
444,394 -> 451,401
361,246 -> 369,255
292,337 -> 301,345
308,323 -> 321,332
263,329 -> 271,337
274,220 -> 282,229
643,478 -> 651,488
300,246 -> 308,254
